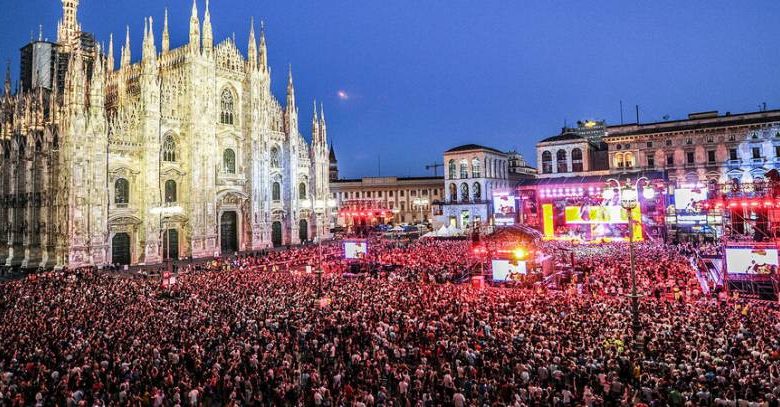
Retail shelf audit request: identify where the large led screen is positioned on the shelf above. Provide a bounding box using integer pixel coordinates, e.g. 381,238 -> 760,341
491,260 -> 527,282
564,205 -> 628,224
493,193 -> 517,226
674,188 -> 708,211
344,241 -> 368,259
725,247 -> 779,275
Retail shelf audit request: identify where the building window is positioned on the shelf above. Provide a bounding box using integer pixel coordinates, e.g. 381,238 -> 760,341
411,190 -> 417,197
272,182 -> 281,201
270,147 -> 281,168
686,151 -> 695,164
646,141 -> 653,148
624,152 -> 635,169
775,145 -> 780,158
614,153 -> 624,169
448,159 -> 456,179
685,138 -> 692,145
729,148 -> 738,161
162,134 -> 176,162
459,160 -> 469,179
666,139 -> 673,146
400,191 -> 405,197
389,191 -> 394,197
460,183 -> 470,202
422,190 -> 428,196
223,148 -> 236,174
616,144 -> 622,151
115,178 -> 129,205
752,147 -> 762,159
728,135 -> 735,142
646,153 -> 655,169
471,157 -> 481,178
571,148 -> 583,172
220,88 -> 235,125
298,183 -> 306,199
541,151 -> 552,174
706,136 -> 714,143
707,150 -> 716,163
666,154 -> 674,167
378,191 -> 383,198
472,182 -> 481,201
449,183 -> 457,202
165,180 -> 177,203
556,149 -> 567,173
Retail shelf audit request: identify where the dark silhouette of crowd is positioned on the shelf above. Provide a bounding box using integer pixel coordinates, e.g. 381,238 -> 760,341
0,240 -> 779,406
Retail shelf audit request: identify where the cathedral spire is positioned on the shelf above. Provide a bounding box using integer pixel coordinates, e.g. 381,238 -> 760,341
247,17 -> 257,70
90,44 -> 105,113
57,0 -> 80,47
320,102 -> 326,127
287,64 -> 296,108
121,26 -> 131,68
142,16 -> 156,61
259,20 -> 268,73
189,0 -> 201,54
4,61 -> 11,97
162,7 -> 170,53
107,33 -> 115,72
312,99 -> 320,144
66,51 -> 85,109
202,0 -> 213,54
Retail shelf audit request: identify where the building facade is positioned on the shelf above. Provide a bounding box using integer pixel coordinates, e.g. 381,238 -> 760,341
441,144 -> 534,229
523,110 -> 780,241
330,176 -> 444,228
0,0 -> 332,268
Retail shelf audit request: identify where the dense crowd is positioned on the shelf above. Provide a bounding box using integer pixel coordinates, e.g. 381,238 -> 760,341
1,240 -> 779,406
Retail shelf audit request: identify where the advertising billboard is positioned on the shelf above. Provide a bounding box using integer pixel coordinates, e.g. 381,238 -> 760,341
493,192 -> 517,226
725,247 -> 779,275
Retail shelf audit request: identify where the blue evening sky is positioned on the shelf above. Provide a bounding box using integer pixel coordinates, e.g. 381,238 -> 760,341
1,0 -> 779,178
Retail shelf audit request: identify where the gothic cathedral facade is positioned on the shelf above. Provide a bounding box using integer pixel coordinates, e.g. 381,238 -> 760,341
0,0 -> 333,268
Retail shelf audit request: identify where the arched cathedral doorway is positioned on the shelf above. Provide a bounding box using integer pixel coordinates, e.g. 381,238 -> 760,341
112,233 -> 131,265
220,211 -> 238,254
272,221 -> 283,247
299,219 -> 308,242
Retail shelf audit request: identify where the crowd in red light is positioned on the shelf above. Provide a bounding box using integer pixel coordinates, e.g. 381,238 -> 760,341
0,239 -> 778,405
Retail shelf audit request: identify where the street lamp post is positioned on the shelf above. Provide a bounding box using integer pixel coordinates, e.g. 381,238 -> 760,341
606,177 -> 654,352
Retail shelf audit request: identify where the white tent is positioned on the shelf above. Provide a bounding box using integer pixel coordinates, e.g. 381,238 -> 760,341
435,225 -> 450,237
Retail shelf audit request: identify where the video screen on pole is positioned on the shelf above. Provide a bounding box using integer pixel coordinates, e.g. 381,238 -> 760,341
493,192 -> 516,226
491,259 -> 527,282
344,241 -> 368,259
725,247 -> 779,275
564,205 -> 627,224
